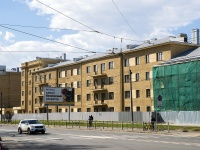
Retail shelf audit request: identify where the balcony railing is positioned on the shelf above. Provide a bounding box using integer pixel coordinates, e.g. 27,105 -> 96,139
90,85 -> 107,92
93,100 -> 106,106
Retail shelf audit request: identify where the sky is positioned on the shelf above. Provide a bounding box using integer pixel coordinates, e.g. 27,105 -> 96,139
0,0 -> 200,70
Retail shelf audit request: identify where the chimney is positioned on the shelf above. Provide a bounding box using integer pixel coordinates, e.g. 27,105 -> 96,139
62,53 -> 66,60
178,33 -> 187,42
191,29 -> 199,45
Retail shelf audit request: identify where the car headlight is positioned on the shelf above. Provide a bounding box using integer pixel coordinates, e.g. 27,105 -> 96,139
30,125 -> 35,129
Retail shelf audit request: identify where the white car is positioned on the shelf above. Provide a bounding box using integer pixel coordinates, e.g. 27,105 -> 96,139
18,119 -> 46,134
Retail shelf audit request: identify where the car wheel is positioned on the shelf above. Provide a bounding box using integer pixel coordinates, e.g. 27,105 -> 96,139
41,130 -> 45,134
18,128 -> 22,134
27,128 -> 32,135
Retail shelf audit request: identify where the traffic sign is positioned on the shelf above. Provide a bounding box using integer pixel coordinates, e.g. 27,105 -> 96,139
157,95 -> 162,108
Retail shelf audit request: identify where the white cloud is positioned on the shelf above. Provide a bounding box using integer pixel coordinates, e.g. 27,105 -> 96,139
2,0 -> 200,69
25,0 -> 200,41
4,31 -> 15,42
0,31 -> 2,36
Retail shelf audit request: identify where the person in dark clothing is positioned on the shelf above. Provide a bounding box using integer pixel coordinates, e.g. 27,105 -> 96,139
151,116 -> 156,130
88,115 -> 93,127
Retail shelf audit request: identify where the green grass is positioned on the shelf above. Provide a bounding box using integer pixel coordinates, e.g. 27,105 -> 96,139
1,120 -> 200,132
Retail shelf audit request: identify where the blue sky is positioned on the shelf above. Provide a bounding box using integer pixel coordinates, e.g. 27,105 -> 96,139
1,0 -> 200,70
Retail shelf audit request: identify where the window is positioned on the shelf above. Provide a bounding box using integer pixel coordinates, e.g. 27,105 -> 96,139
102,107 -> 106,112
147,106 -> 151,112
125,75 -> 130,83
146,55 -> 149,63
94,93 -> 98,100
29,80 -> 31,85
108,77 -> 114,84
135,57 -> 140,65
87,94 -> 91,101
109,61 -> 114,69
29,70 -> 32,75
77,68 -> 81,75
124,59 -> 129,67
86,66 -> 90,73
35,87 -> 38,93
22,101 -> 24,105
146,89 -> 151,97
22,71 -> 24,76
65,109 -> 68,112
136,90 -> 140,98
59,109 -> 62,113
21,81 -> 24,86
29,101 -> 31,105
35,110 -> 38,113
35,98 -> 38,104
71,69 -> 73,76
146,72 -> 150,80
136,73 -> 139,82
71,82 -> 73,88
125,107 -> 130,112
77,108 -> 81,112
65,71 -> 68,77
21,91 -> 24,96
35,76 -> 38,82
136,106 -> 140,111
44,75 -> 46,82
94,79 -> 98,86
157,52 -> 163,61
93,65 -> 98,73
77,81 -> 81,88
77,95 -> 81,101
101,78 -> 106,85
109,107 -> 114,112
59,72 -> 62,78
125,91 -> 130,98
109,92 -> 114,99
29,91 -> 31,95
101,93 -> 106,100
48,109 -> 52,113
86,80 -> 91,87
101,63 -> 105,71
87,108 -> 91,112
49,73 -> 52,79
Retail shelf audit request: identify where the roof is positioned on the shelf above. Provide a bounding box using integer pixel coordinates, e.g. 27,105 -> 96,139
35,36 -> 198,72
160,47 -> 200,65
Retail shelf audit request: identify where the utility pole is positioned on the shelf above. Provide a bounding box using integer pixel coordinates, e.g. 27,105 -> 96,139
0,92 -> 2,122
129,70 -> 133,122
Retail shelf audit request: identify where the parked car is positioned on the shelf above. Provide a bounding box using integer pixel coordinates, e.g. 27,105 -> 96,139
18,119 -> 46,134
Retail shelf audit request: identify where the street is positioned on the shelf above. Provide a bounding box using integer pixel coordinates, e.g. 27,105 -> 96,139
0,125 -> 200,150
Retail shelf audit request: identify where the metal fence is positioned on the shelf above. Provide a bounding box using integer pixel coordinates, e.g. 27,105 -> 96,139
1,111 -> 200,125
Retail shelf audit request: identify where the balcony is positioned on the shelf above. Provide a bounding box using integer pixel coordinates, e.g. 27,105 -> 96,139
90,71 -> 107,78
93,100 -> 107,106
38,91 -> 44,97
38,80 -> 48,86
90,84 -> 107,92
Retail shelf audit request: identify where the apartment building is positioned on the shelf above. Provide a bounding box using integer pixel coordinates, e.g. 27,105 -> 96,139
19,56 -> 66,113
0,66 -> 21,115
19,35 -> 199,113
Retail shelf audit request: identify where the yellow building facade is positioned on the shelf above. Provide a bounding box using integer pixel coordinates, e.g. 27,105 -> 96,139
19,37 -> 199,113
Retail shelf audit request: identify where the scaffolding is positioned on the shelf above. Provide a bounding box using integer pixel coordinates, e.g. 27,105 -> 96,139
153,60 -> 200,111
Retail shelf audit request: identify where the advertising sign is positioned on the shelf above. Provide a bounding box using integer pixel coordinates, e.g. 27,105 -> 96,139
44,87 -> 63,102
44,87 -> 74,103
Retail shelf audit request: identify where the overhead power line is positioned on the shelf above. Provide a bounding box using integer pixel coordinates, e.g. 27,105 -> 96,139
34,0 -> 142,43
111,0 -> 142,40
0,25 -> 98,53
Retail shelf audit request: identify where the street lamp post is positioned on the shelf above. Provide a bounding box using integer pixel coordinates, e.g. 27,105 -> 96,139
0,92 -> 2,122
129,70 -> 133,122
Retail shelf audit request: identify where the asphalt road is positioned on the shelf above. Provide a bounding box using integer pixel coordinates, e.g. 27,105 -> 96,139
0,125 -> 200,150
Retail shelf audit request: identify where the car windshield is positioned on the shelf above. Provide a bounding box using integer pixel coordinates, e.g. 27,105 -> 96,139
27,120 -> 41,124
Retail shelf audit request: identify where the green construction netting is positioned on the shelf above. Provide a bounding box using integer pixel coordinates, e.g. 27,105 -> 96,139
153,61 -> 200,111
